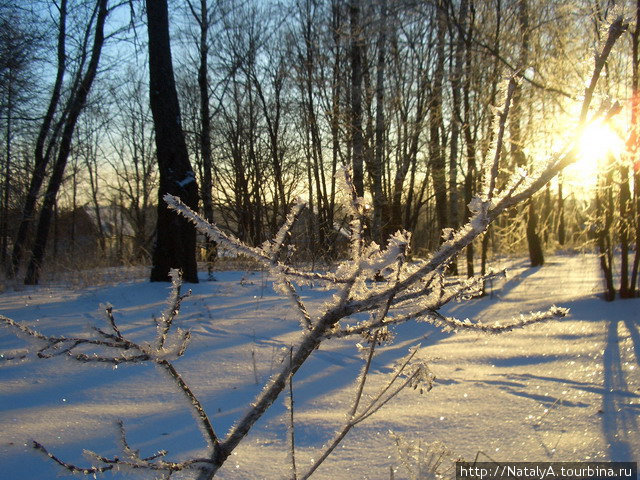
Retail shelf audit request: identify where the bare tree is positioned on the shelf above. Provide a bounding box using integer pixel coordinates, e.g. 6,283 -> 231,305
370,0 -> 389,244
9,0 -> 68,278
349,0 -> 364,197
146,0 -> 200,283
107,71 -> 157,262
509,0 -> 544,268
0,3 -> 39,266
429,0 -> 448,246
630,0 -> 640,295
387,9 -> 432,237
24,0 -> 109,285
185,0 -> 218,277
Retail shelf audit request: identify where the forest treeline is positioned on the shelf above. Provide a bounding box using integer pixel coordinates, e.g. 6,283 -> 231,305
0,0 -> 639,297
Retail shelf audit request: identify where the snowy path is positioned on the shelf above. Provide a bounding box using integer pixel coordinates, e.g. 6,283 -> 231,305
439,255 -> 640,464
0,254 -> 638,479
271,254 -> 640,479
208,255 -> 640,478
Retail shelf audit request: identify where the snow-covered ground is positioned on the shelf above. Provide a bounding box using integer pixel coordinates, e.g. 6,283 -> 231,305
0,253 -> 638,479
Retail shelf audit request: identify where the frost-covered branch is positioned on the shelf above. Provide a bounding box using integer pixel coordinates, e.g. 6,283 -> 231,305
165,194 -> 344,285
33,439 -> 215,476
1,272 -> 221,475
299,339 -> 434,480
485,77 -> 517,201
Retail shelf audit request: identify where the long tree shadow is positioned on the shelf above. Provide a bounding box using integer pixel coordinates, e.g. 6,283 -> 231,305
623,317 -> 640,366
601,318 -> 638,461
484,259 -> 541,300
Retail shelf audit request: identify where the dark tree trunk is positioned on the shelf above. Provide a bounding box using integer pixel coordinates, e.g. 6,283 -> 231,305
190,0 -> 217,278
9,0 -> 67,277
24,0 -> 107,285
480,0 -> 499,291
619,165 -> 632,297
597,158 -> 616,301
449,0 -> 468,255
430,1 -> 448,244
86,150 -> 106,254
542,182 -> 551,244
195,0 -> 213,226
390,63 -> 428,235
299,0 -> 332,251
510,0 -> 543,267
349,0 -> 364,197
451,0 -> 472,275
371,0 -> 388,243
1,70 -> 12,266
629,0 -> 640,295
557,175 -> 566,245
463,0 -> 479,277
147,0 -> 199,283
526,198 -> 544,267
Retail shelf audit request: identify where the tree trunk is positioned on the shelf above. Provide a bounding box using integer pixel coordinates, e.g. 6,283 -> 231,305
449,0 -> 468,261
557,174 -> 566,245
597,157 -> 616,301
619,165 -> 632,297
450,0 -> 470,274
349,0 -> 364,197
629,0 -> 640,295
430,1 -> 448,244
526,198 -> 544,267
24,0 -> 107,285
510,0 -> 543,267
86,148 -> 106,254
147,0 -> 200,283
1,69 -> 12,266
371,0 -> 388,243
9,0 -> 67,277
190,0 -> 217,278
461,0 -> 480,277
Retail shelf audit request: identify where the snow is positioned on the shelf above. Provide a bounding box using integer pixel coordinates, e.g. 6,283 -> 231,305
0,253 -> 638,479
177,172 -> 196,188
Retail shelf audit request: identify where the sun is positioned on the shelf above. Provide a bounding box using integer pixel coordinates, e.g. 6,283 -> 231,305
565,120 -> 625,188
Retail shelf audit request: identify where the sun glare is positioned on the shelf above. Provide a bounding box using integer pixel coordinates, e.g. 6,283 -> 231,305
565,120 -> 625,188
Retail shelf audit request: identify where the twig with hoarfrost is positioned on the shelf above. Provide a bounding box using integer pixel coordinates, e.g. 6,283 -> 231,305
298,334 -> 434,480
391,433 -> 456,480
1,270 -> 220,477
286,346 -> 297,480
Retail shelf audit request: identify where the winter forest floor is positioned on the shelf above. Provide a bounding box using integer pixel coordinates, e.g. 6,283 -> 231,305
0,253 -> 639,479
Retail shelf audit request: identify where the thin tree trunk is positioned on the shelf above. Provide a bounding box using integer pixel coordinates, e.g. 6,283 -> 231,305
510,0 -> 543,267
430,1 -> 448,244
450,0 -> 469,274
557,175 -> 566,245
449,0 -> 468,262
1,73 -> 12,265
526,198 -> 544,267
24,0 -> 108,285
619,164 -> 632,297
349,0 -> 364,197
629,0 -> 640,294
9,0 -> 67,277
371,0 -> 388,244
189,0 -> 217,276
303,22 -> 328,249
597,160 -> 616,301
86,149 -> 106,254
480,0 -> 499,288
542,182 -> 551,244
